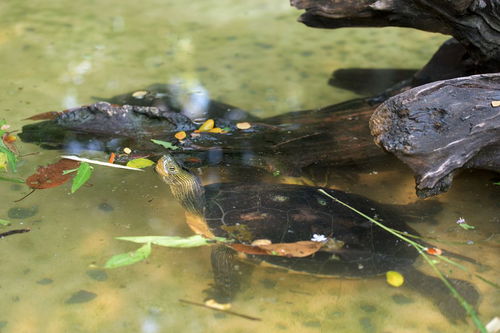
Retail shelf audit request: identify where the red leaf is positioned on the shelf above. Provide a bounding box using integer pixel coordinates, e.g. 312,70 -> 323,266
24,111 -> 62,121
26,158 -> 80,189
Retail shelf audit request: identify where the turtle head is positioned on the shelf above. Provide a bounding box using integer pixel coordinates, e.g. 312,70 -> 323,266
156,154 -> 205,215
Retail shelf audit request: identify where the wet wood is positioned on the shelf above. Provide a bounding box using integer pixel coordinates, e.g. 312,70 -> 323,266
370,73 -> 500,197
20,97 -> 387,171
291,0 -> 500,72
0,228 -> 31,238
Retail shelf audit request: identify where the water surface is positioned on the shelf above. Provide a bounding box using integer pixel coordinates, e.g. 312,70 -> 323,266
0,1 -> 498,333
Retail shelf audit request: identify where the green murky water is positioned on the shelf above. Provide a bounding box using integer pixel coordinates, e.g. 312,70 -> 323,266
0,1 -> 498,332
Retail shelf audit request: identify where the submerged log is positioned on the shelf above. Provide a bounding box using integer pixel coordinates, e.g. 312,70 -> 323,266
291,0 -> 500,72
20,85 -> 386,172
370,73 -> 500,197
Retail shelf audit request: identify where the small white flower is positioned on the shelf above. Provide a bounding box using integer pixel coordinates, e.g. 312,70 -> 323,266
311,234 -> 327,242
456,217 -> 466,224
0,124 -> 10,131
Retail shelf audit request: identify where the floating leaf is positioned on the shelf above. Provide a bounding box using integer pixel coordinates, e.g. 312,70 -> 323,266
0,152 -> 7,170
174,131 -> 187,140
71,162 -> 93,193
116,235 -> 229,247
0,219 -> 11,226
26,158 -> 80,189
2,133 -> 18,155
386,270 -> 404,287
24,111 -> 61,120
0,175 -> 24,183
198,119 -> 214,132
426,247 -> 443,256
0,147 -> 17,172
126,158 -> 155,169
104,242 -> 151,269
62,168 -> 79,175
108,153 -> 116,163
151,139 -> 179,150
458,223 -> 475,230
231,240 -> 323,257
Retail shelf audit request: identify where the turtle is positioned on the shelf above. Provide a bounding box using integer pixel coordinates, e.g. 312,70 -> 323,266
155,154 -> 479,322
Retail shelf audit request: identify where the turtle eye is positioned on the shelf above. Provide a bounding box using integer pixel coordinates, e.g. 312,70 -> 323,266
167,166 -> 177,173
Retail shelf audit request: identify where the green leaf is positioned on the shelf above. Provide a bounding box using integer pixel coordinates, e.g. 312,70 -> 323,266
71,162 -> 93,193
104,242 -> 152,269
126,158 -> 155,169
0,174 -> 24,183
115,235 -> 230,247
151,139 -> 179,150
0,218 -> 11,226
62,168 -> 79,175
494,182 -> 500,186
0,147 -> 17,172
458,223 -> 475,230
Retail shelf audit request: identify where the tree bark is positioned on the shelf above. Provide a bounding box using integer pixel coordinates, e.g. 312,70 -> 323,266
370,73 -> 500,197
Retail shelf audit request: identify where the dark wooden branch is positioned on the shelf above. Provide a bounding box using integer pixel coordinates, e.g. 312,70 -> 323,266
370,73 -> 500,197
291,0 -> 500,71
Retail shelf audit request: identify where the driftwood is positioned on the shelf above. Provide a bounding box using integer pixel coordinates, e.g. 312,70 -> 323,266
291,0 -> 500,72
370,73 -> 500,197
20,85 -> 386,172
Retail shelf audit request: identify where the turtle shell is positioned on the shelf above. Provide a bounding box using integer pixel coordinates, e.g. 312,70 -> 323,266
199,183 -> 420,278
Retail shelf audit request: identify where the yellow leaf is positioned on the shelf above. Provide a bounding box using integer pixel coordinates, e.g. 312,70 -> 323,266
174,131 -> 187,140
198,119 -> 214,132
208,127 -> 224,133
126,158 -> 155,168
386,270 -> 404,287
0,152 -> 7,170
236,122 -> 252,130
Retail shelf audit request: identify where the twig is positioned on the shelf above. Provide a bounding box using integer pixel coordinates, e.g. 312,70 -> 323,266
178,299 -> 262,321
14,189 -> 36,202
0,228 -> 31,238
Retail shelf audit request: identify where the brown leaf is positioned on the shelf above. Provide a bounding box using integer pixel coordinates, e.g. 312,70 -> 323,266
2,133 -> 18,155
24,111 -> 62,121
230,243 -> 269,255
26,158 -> 80,189
231,241 -> 323,258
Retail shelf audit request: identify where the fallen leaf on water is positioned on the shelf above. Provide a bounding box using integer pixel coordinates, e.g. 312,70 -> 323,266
232,240 -> 323,257
26,158 -> 80,189
0,175 -> 24,184
108,152 -> 116,164
115,234 -> 229,247
126,158 -> 154,169
236,122 -> 251,130
208,128 -> 225,133
174,131 -> 187,140
151,139 -> 179,150
198,119 -> 214,132
71,162 -> 93,193
491,101 -> 500,107
0,152 -> 7,170
205,299 -> 231,310
123,147 -> 132,154
0,219 -> 11,226
426,247 -> 443,256
386,270 -> 404,287
104,242 -> 152,269
24,111 -> 62,120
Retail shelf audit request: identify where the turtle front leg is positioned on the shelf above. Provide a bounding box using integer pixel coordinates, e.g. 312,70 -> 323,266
206,245 -> 241,306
